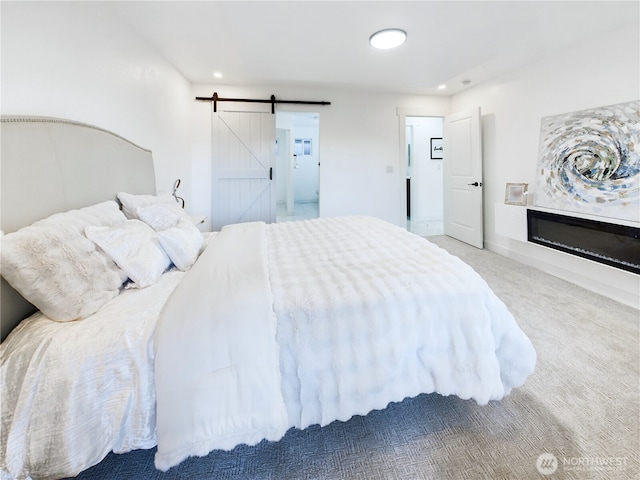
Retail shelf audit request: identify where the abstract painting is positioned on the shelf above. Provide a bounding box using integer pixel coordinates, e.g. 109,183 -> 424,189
534,100 -> 640,222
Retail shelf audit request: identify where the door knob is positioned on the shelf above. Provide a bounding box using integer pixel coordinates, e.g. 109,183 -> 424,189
468,182 -> 483,187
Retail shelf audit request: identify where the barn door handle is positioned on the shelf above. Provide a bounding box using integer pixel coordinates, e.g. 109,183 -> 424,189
269,167 -> 273,180
468,181 -> 482,187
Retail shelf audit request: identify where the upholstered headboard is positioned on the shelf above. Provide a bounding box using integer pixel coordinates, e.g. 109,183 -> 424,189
1,116 -> 157,340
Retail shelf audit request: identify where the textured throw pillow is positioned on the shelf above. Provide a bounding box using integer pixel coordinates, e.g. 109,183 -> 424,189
157,219 -> 205,271
85,219 -> 171,288
0,201 -> 127,322
117,192 -> 177,220
137,203 -> 205,271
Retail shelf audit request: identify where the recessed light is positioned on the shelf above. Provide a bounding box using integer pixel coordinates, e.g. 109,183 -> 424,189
213,72 -> 223,79
369,29 -> 407,49
438,84 -> 447,90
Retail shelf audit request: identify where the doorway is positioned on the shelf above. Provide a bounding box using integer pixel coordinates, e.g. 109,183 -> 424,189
399,107 -> 484,247
275,111 -> 320,222
405,116 -> 444,236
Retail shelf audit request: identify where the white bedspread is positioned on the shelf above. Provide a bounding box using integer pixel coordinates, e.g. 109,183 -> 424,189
154,216 -> 536,471
1,233 -> 219,480
0,270 -> 185,480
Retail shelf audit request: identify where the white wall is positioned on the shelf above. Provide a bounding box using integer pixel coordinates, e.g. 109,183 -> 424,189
1,2 -> 193,203
1,0 -> 450,230
451,25 -> 640,308
191,84 -> 450,228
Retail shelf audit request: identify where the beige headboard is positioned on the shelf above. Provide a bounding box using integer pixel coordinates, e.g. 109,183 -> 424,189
1,116 -> 157,340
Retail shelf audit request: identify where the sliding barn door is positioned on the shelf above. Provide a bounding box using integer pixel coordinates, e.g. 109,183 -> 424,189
212,110 -> 276,231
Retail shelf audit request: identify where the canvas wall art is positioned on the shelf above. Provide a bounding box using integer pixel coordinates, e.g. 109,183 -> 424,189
534,100 -> 639,223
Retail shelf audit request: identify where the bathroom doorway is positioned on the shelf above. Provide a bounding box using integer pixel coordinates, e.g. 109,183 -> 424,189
275,111 -> 320,222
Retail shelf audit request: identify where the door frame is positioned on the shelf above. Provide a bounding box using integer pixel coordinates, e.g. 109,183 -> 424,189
396,106 -> 449,227
397,106 -> 483,245
275,128 -> 294,215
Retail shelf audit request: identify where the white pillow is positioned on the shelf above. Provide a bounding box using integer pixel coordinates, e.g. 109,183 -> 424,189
85,220 -> 171,288
0,201 -> 126,322
117,192 -> 177,220
157,219 -> 205,271
136,203 -> 192,231
137,203 -> 205,270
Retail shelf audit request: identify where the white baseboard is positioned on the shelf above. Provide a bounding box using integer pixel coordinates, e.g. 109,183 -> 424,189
485,239 -> 640,310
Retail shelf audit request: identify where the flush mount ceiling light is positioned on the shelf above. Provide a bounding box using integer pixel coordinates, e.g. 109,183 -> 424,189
369,28 -> 407,49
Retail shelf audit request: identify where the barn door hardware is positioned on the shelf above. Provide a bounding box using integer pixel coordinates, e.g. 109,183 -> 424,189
195,92 -> 331,114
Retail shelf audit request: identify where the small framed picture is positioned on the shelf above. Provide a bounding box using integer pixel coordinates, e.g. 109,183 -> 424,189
505,183 -> 528,206
430,138 -> 443,160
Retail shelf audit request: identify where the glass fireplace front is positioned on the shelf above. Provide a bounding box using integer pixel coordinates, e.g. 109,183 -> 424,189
527,209 -> 640,274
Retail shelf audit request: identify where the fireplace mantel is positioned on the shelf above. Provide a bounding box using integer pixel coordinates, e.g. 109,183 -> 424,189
494,203 -> 639,274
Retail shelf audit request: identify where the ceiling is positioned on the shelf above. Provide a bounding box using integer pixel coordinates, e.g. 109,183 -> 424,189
108,1 -> 637,96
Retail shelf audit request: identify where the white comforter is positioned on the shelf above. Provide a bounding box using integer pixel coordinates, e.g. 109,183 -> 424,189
0,270 -> 185,480
154,216 -> 536,471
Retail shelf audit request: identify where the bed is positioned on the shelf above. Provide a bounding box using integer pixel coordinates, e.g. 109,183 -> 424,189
0,117 -> 536,479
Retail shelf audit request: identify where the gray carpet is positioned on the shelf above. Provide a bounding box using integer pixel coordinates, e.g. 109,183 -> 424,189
72,235 -> 640,480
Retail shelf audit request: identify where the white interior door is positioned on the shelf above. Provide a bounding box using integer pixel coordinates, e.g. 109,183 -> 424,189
443,107 -> 483,248
212,110 -> 276,230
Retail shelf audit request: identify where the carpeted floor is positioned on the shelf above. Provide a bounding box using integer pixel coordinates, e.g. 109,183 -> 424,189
72,235 -> 639,480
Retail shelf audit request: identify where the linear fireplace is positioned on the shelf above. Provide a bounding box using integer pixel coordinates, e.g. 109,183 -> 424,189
527,209 -> 640,274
